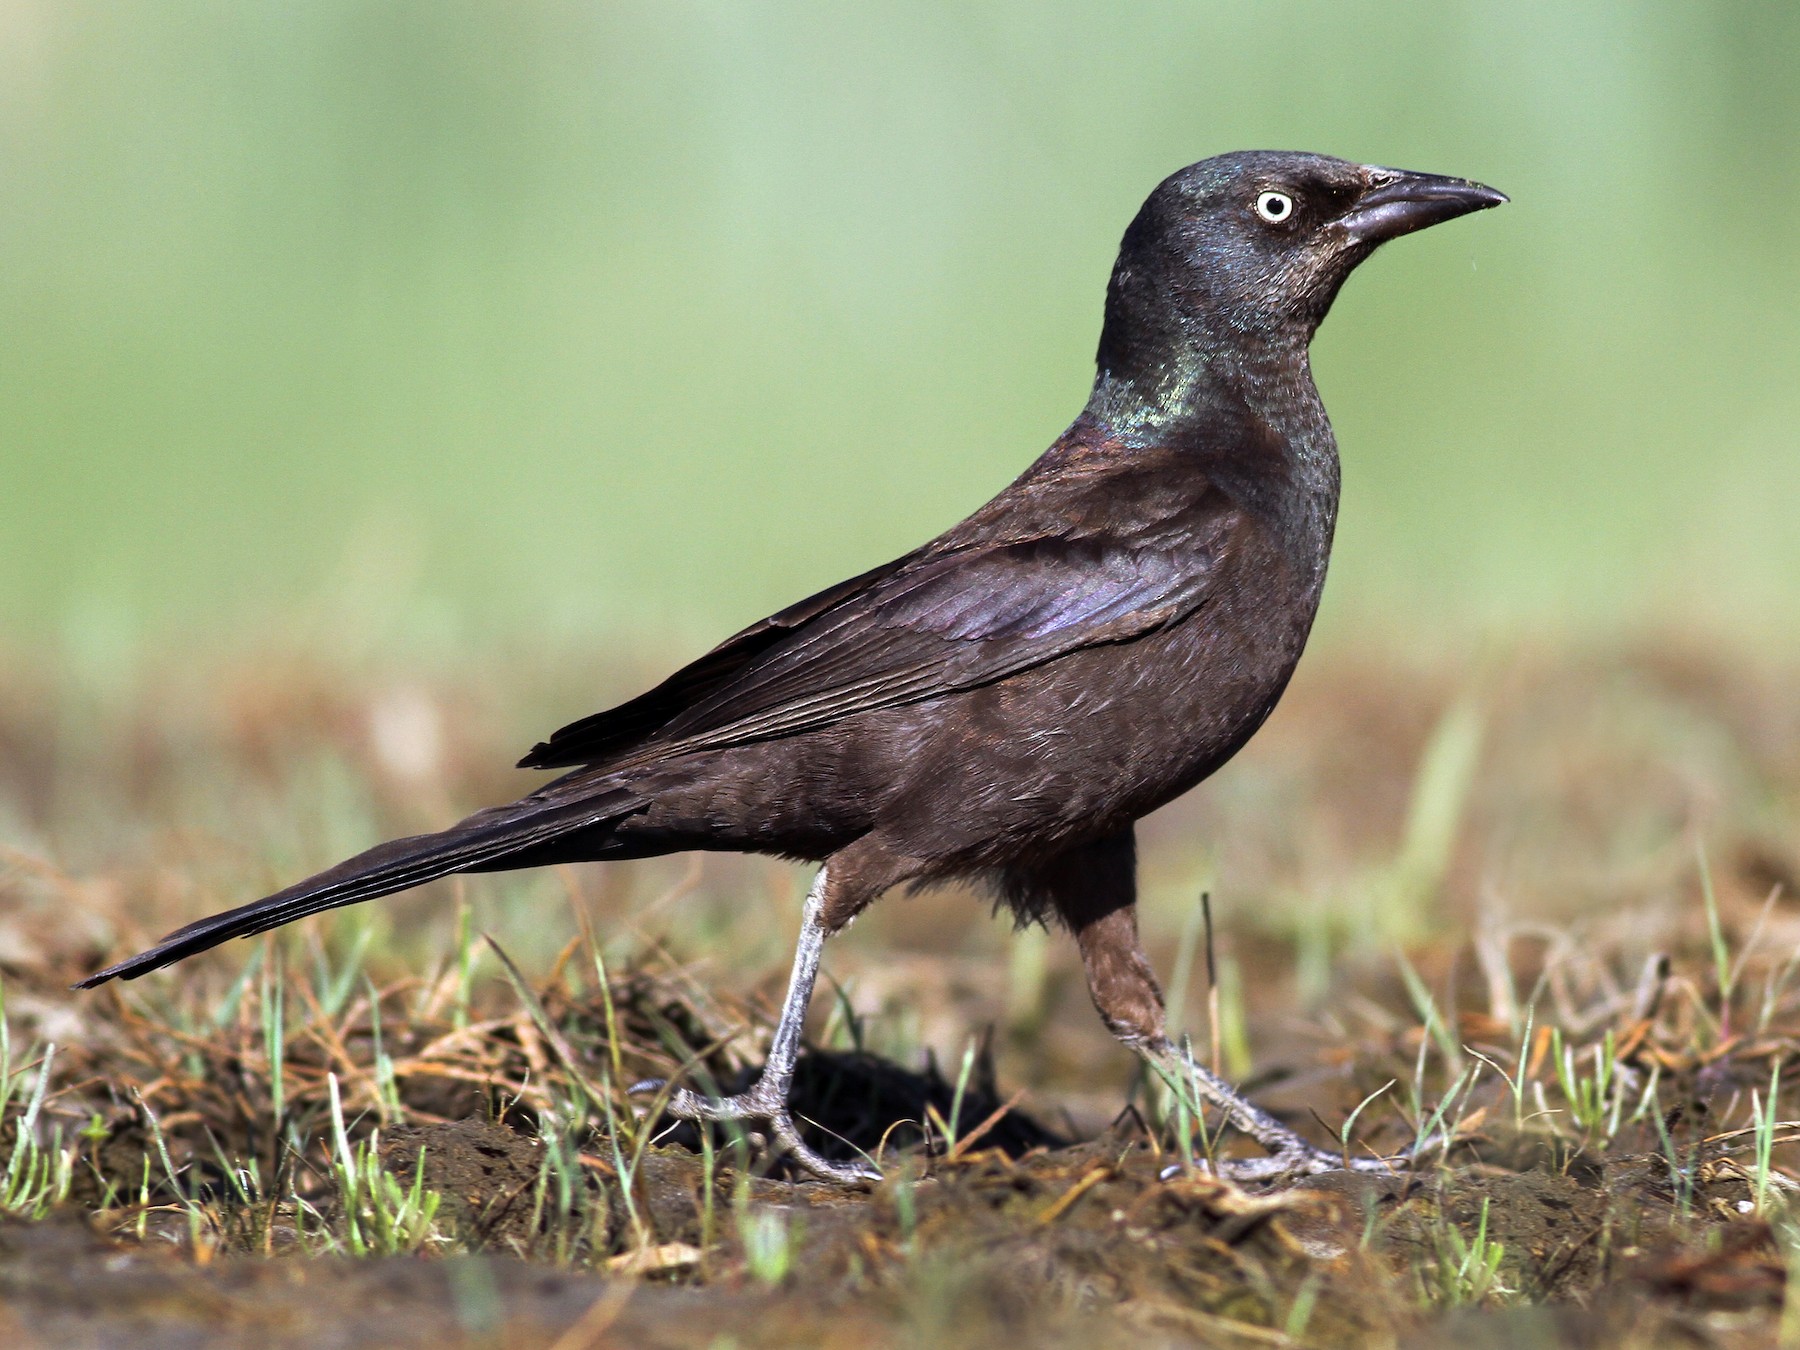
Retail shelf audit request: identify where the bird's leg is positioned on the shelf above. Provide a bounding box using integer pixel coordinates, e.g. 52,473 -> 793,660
1053,852 -> 1416,1181
1135,1036 -> 1416,1181
631,866 -> 879,1184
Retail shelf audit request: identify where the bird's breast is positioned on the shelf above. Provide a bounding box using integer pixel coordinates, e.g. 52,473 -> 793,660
850,535 -> 1324,867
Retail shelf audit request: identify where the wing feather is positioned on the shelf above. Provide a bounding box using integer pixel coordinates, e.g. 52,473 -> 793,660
524,451 -> 1241,772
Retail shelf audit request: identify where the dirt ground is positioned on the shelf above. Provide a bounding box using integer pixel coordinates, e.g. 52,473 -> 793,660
3,637 -> 1800,1347
0,1118 -> 1790,1349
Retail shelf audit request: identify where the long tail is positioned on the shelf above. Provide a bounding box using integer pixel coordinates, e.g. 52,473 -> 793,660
77,783 -> 646,987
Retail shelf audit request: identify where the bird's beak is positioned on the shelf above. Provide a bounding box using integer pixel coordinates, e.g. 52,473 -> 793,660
1336,169 -> 1508,245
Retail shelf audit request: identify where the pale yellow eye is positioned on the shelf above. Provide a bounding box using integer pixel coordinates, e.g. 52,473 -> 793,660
1255,190 -> 1294,223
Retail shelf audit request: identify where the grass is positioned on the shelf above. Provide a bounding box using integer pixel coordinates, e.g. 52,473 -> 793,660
0,997 -> 74,1219
325,1073 -> 446,1257
1425,1194 -> 1509,1307
1,633 -> 1799,1346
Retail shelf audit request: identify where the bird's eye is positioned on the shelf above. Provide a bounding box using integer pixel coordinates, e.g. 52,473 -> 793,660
1254,190 -> 1295,224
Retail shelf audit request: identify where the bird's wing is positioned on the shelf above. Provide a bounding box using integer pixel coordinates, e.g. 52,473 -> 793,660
523,479 -> 1238,770
518,558 -> 916,768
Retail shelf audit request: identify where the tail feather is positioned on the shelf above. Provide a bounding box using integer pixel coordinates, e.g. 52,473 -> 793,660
77,785 -> 644,987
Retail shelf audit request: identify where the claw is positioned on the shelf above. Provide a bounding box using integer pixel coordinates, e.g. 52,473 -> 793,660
1160,1145 -> 1417,1184
635,1079 -> 882,1184
1138,1036 -> 1444,1185
608,868 -> 884,1185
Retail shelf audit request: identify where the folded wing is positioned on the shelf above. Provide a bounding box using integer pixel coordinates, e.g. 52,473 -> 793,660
523,485 -> 1238,772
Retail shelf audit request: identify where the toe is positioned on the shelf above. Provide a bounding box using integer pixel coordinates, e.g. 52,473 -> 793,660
659,1088 -> 716,1120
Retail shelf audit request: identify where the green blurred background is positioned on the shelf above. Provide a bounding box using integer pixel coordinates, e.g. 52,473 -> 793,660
4,0 -> 1797,663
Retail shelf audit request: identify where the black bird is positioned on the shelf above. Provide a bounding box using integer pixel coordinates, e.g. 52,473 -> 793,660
80,151 -> 1504,1182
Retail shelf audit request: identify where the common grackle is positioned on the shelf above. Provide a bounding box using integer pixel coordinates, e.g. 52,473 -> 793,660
81,151 -> 1505,1183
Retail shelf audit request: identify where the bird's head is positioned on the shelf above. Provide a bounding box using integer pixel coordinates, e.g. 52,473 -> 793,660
1094,151 -> 1505,417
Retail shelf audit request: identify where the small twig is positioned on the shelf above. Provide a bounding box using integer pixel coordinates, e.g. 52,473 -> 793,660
946,1089 -> 1029,1163
1630,952 -> 1671,1024
1036,1164 -> 1111,1226
484,936 -> 609,1111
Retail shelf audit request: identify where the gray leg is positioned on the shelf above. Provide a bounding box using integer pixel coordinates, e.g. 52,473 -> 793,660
1029,832 -> 1418,1181
1139,1036 -> 1415,1181
632,866 -> 879,1184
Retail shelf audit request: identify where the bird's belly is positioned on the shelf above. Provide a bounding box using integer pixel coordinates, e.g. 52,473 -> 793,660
856,599 -> 1312,867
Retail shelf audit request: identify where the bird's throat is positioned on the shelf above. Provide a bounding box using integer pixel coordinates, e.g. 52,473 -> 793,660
1086,318 -> 1340,595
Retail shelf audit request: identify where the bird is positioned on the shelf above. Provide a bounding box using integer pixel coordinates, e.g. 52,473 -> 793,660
79,151 -> 1505,1183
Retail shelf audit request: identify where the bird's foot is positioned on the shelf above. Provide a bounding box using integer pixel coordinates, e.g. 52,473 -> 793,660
629,1077 -> 882,1185
1139,1040 -> 1431,1185
1161,1139 -> 1417,1183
